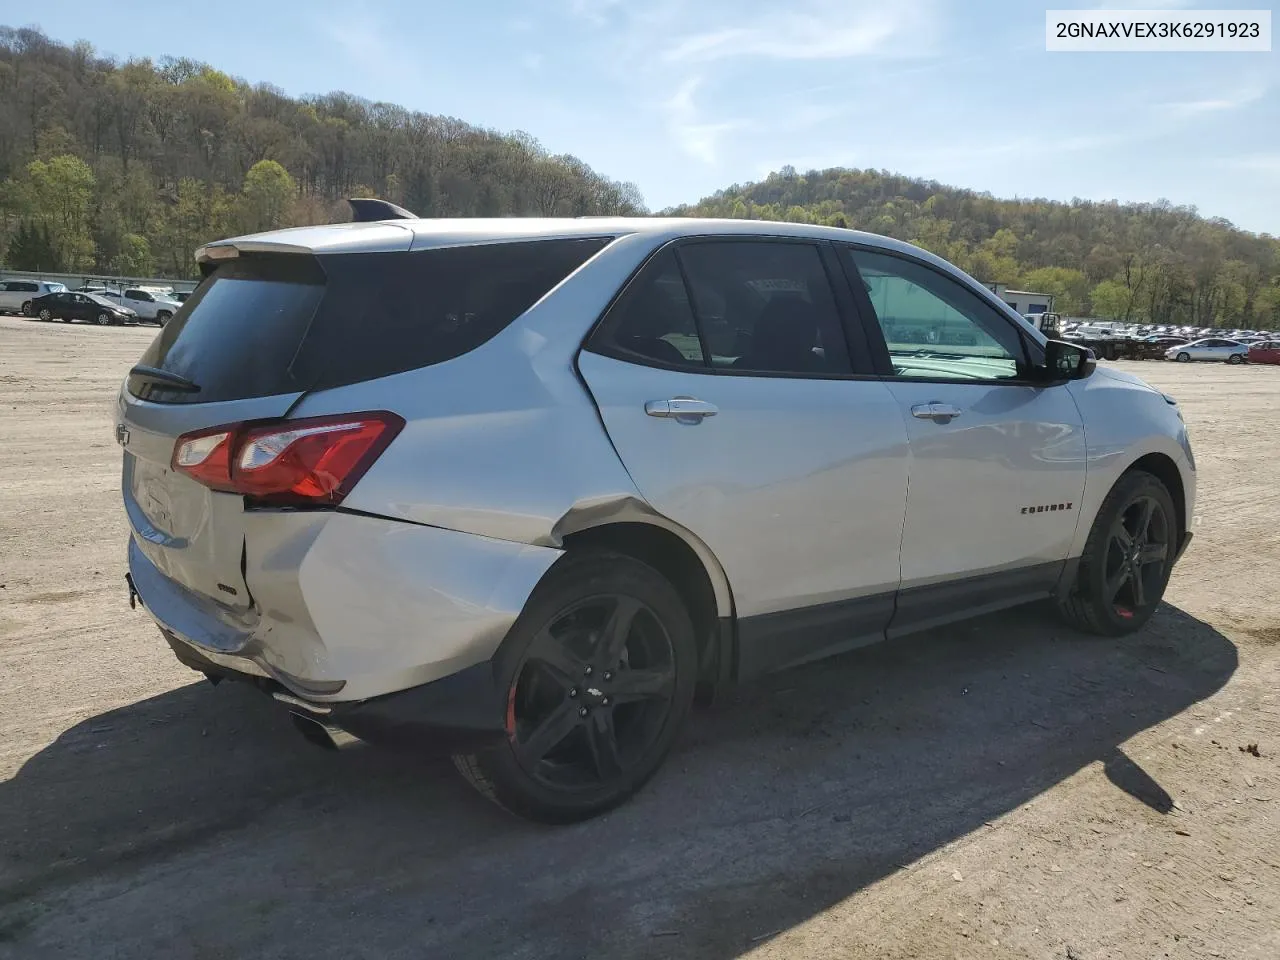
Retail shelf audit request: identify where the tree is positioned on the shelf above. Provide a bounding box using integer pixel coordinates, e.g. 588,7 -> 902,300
119,233 -> 154,275
1021,266 -> 1089,316
6,220 -> 61,270
239,159 -> 295,232
1091,279 -> 1136,320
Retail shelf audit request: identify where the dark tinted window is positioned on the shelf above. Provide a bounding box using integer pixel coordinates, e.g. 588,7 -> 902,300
589,249 -> 705,369
16,282 -> 39,292
129,238 -> 608,404
589,241 -> 853,376
678,242 -> 851,375
304,238 -> 609,392
129,255 -> 325,403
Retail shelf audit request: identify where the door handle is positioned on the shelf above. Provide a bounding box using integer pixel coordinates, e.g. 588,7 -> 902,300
645,398 -> 718,423
911,402 -> 963,423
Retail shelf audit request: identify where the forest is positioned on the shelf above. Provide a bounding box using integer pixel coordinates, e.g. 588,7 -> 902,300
671,167 -> 1280,329
1,26 -> 1277,327
0,27 -> 643,278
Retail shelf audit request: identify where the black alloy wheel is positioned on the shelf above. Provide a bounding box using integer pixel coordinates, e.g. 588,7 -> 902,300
1099,494 -> 1170,620
510,594 -> 677,791
454,551 -> 697,823
1059,470 -> 1177,636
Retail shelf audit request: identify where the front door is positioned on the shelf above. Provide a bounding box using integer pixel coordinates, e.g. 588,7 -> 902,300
578,239 -> 910,677
839,246 -> 1086,634
70,294 -> 95,321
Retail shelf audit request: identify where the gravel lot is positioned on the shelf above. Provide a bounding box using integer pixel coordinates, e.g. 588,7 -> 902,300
1,314 -> 1277,960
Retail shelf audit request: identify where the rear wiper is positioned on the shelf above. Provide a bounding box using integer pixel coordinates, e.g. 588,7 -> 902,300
129,365 -> 200,393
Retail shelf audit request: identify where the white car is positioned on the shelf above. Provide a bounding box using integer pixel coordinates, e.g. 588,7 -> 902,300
98,287 -> 182,325
0,279 -> 68,315
117,210 -> 1197,822
1165,338 -> 1248,364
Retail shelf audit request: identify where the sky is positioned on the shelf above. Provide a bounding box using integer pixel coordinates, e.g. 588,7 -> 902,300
3,0 -> 1278,233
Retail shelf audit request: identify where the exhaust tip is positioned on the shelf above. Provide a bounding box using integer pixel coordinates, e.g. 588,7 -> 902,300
290,712 -> 360,751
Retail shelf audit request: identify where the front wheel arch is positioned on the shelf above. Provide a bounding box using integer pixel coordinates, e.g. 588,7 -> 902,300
1126,452 -> 1187,540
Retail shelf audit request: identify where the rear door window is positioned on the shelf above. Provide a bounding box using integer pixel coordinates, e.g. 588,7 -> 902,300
588,240 -> 856,377
129,238 -> 608,404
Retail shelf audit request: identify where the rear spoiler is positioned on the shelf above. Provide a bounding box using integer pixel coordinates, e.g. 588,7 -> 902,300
194,198 -> 418,273
347,198 -> 417,222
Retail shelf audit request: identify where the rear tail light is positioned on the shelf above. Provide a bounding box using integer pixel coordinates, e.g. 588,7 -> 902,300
171,412 -> 403,506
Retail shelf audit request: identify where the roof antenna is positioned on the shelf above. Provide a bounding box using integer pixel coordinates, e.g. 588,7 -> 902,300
347,198 -> 417,222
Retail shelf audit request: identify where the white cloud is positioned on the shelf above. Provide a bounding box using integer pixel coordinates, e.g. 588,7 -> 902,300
663,76 -> 750,164
1158,85 -> 1267,119
665,0 -> 937,62
566,0 -> 626,26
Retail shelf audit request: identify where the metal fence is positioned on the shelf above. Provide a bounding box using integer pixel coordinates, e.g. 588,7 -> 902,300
0,268 -> 198,295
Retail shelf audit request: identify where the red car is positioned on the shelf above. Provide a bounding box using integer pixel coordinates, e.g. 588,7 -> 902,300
1248,340 -> 1280,365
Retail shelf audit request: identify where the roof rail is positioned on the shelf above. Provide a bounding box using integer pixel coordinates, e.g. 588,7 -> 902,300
347,198 -> 417,222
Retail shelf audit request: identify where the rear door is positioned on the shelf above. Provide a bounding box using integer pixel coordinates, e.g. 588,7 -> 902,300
119,256 -> 327,609
578,238 -> 910,676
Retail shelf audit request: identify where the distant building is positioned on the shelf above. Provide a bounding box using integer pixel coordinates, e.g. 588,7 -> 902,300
1001,288 -> 1055,315
981,283 -> 1055,315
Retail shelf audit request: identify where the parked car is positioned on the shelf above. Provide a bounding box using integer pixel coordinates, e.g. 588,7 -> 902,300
117,213 -> 1196,823
0,279 -> 67,315
1248,340 -> 1280,365
1165,338 -> 1248,363
29,291 -> 138,325
97,287 -> 182,325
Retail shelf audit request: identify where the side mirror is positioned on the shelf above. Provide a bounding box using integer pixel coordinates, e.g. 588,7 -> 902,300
1042,339 -> 1096,381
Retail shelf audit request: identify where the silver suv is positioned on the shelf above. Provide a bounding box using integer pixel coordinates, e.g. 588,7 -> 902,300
117,213 -> 1195,822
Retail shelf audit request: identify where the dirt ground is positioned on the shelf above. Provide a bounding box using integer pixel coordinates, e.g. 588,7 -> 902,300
1,313 -> 1277,960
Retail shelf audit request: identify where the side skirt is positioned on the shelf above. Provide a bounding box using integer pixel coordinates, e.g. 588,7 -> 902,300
732,561 -> 1066,683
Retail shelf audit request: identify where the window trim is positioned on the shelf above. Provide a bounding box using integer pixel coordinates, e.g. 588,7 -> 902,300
836,243 -> 1051,387
582,235 -> 880,382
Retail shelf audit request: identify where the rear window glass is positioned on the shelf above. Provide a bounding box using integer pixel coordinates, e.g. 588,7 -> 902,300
128,238 -> 609,404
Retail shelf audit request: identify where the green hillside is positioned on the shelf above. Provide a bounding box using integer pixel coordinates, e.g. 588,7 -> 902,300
669,166 -> 1280,328
0,27 -> 643,278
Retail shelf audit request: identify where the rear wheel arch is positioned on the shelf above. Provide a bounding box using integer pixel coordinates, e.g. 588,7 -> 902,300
558,520 -> 734,699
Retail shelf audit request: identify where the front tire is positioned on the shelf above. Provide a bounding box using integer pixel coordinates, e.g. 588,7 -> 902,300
453,551 -> 697,823
1058,470 -> 1177,636
155,310 -> 172,326
96,312 -> 112,326
1175,352 -> 1191,362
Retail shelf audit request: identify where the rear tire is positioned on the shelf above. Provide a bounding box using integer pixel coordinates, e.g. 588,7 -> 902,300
21,301 -> 32,317
1058,470 -> 1177,636
38,308 -> 52,321
1227,353 -> 1244,365
155,310 -> 172,326
1175,352 -> 1190,362
453,550 -> 697,823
